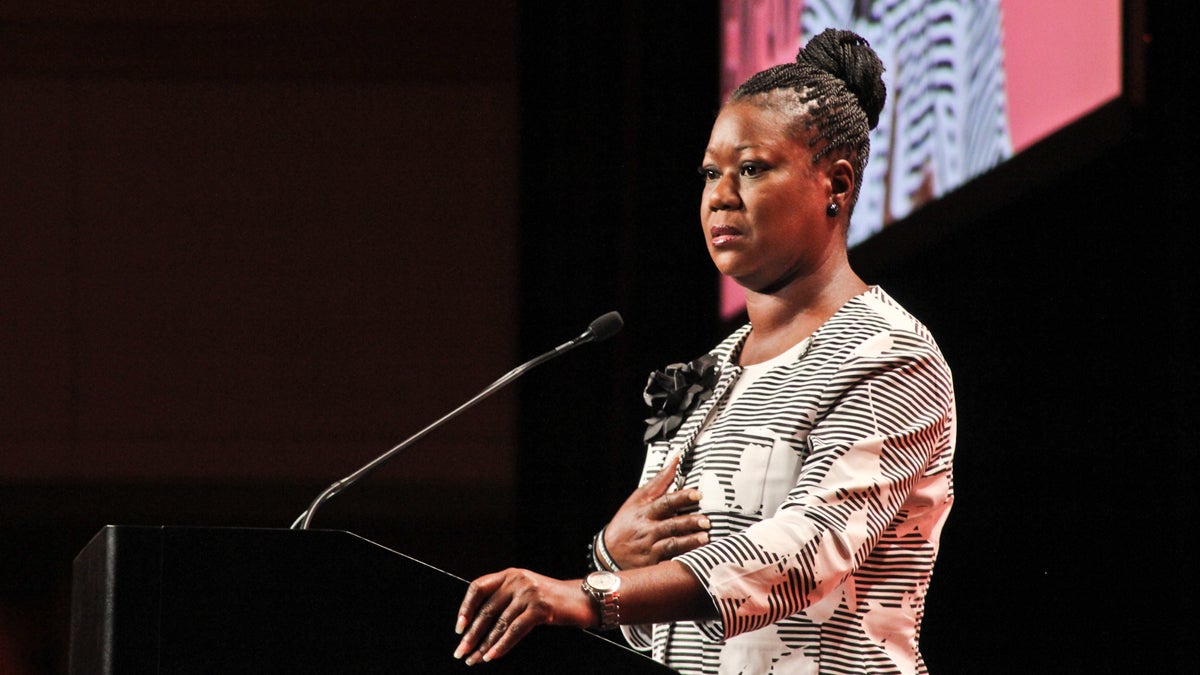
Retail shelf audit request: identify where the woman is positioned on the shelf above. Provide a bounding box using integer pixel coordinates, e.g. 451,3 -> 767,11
454,29 -> 955,674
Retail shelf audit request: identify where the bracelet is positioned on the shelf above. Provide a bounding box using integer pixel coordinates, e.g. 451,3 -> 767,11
593,527 -> 621,572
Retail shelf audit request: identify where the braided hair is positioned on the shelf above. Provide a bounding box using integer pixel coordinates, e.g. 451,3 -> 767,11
730,28 -> 886,209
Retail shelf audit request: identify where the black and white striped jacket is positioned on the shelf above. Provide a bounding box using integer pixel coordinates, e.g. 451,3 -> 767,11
623,286 -> 956,675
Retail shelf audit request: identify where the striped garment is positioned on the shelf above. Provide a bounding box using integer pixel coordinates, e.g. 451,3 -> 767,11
620,286 -> 956,674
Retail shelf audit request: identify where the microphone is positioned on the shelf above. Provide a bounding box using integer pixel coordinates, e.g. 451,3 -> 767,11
291,311 -> 624,530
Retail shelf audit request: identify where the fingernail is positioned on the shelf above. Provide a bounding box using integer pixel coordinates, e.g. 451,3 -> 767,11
483,648 -> 497,662
700,532 -> 710,544
698,516 -> 711,529
691,490 -> 703,501
453,640 -> 467,660
455,614 -> 466,635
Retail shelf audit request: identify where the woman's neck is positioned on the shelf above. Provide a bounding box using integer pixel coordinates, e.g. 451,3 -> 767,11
739,265 -> 868,366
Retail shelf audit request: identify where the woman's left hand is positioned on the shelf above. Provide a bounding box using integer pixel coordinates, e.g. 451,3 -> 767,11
453,568 -> 596,666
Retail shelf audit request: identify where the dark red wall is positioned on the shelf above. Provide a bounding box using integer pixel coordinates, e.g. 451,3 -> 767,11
1,3 -> 520,671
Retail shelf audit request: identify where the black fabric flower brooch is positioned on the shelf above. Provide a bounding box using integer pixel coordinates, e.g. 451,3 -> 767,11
642,354 -> 720,443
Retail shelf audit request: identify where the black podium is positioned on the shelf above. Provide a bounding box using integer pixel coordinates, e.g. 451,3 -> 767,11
69,526 -> 676,674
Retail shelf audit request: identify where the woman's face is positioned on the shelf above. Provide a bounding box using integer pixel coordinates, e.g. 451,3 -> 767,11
699,100 -> 842,293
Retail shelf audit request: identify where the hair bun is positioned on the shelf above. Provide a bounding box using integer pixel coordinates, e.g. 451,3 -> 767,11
797,28 -> 886,130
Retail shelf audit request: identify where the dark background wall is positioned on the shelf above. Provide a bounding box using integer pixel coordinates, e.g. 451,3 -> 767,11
1,2 -> 1193,674
1,2 -> 525,671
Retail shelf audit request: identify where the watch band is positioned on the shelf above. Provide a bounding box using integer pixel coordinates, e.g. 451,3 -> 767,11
582,571 -> 621,631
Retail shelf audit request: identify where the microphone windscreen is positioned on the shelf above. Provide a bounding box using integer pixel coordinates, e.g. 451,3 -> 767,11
588,311 -> 624,342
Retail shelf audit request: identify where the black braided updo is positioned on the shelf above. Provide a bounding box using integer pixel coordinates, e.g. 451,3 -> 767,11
730,28 -> 886,208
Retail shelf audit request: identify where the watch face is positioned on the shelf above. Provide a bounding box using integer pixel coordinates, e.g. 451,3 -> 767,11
588,571 -> 619,592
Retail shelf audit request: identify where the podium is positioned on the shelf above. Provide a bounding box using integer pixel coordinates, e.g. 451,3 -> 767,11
69,526 -> 676,674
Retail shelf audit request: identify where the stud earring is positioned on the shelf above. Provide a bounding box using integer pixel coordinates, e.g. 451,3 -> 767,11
826,203 -> 840,217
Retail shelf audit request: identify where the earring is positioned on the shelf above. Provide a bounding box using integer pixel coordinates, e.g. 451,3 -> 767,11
826,203 -> 840,217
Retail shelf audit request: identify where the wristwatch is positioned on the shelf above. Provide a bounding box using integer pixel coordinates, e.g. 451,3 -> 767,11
581,570 -> 622,630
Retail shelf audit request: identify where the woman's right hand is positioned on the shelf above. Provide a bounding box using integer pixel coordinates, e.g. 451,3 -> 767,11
602,451 -> 712,569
